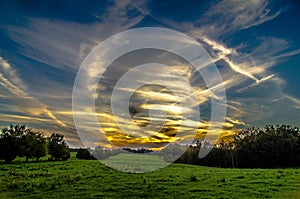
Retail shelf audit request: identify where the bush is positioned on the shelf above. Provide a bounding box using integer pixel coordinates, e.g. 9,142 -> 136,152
76,148 -> 95,160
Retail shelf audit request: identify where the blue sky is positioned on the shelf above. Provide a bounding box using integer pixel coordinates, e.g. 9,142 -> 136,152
0,0 -> 300,147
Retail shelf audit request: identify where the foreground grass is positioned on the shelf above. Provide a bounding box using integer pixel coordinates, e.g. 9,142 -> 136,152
0,154 -> 299,199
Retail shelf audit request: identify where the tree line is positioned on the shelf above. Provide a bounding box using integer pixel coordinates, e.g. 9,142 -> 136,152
171,125 -> 300,168
76,147 -> 124,160
72,124 -> 300,169
0,124 -> 70,163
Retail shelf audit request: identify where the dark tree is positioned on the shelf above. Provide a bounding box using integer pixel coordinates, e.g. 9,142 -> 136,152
175,124 -> 300,168
19,130 -> 36,162
0,124 -> 26,163
76,148 -> 94,160
48,133 -> 70,161
34,132 -> 48,160
234,125 -> 300,168
18,130 -> 47,162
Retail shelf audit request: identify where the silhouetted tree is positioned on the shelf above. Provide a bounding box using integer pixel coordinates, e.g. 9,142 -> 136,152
234,125 -> 300,168
76,148 -> 95,160
0,124 -> 26,163
175,125 -> 300,168
34,132 -> 48,160
18,130 -> 47,162
48,133 -> 70,161
0,124 -> 71,163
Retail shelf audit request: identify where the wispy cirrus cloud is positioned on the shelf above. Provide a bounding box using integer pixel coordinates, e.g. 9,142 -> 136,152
7,0 -> 148,72
1,0 -> 149,146
158,0 -> 300,131
198,0 -> 282,37
0,57 -> 67,127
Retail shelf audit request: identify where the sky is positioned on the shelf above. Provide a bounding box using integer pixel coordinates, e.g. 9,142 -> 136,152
0,0 -> 300,148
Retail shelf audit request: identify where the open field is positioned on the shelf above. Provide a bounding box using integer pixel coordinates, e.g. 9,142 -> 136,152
0,153 -> 299,199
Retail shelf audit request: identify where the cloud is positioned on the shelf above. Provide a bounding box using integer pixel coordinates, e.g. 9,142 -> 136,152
7,0 -> 148,72
0,57 -> 67,128
167,0 -> 300,131
197,0 -> 281,37
159,0 -> 282,39
70,0 -> 299,147
1,0 -> 150,147
226,76 -> 300,128
284,95 -> 300,109
274,49 -> 300,59
0,57 -> 26,90
226,117 -> 247,126
194,35 -> 292,85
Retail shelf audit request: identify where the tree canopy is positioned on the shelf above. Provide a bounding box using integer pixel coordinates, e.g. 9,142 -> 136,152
0,124 -> 70,163
175,125 -> 300,168
48,133 -> 70,161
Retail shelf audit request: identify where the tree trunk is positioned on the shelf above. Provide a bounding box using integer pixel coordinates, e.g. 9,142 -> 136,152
230,151 -> 234,168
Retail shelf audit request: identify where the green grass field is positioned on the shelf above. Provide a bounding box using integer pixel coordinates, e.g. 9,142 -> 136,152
0,153 -> 299,199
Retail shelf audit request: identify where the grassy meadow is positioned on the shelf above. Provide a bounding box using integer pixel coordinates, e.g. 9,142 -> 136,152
0,153 -> 299,199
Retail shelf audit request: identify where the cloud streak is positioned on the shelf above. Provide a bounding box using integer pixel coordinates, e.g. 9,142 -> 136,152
197,0 -> 282,37
0,57 -> 67,127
